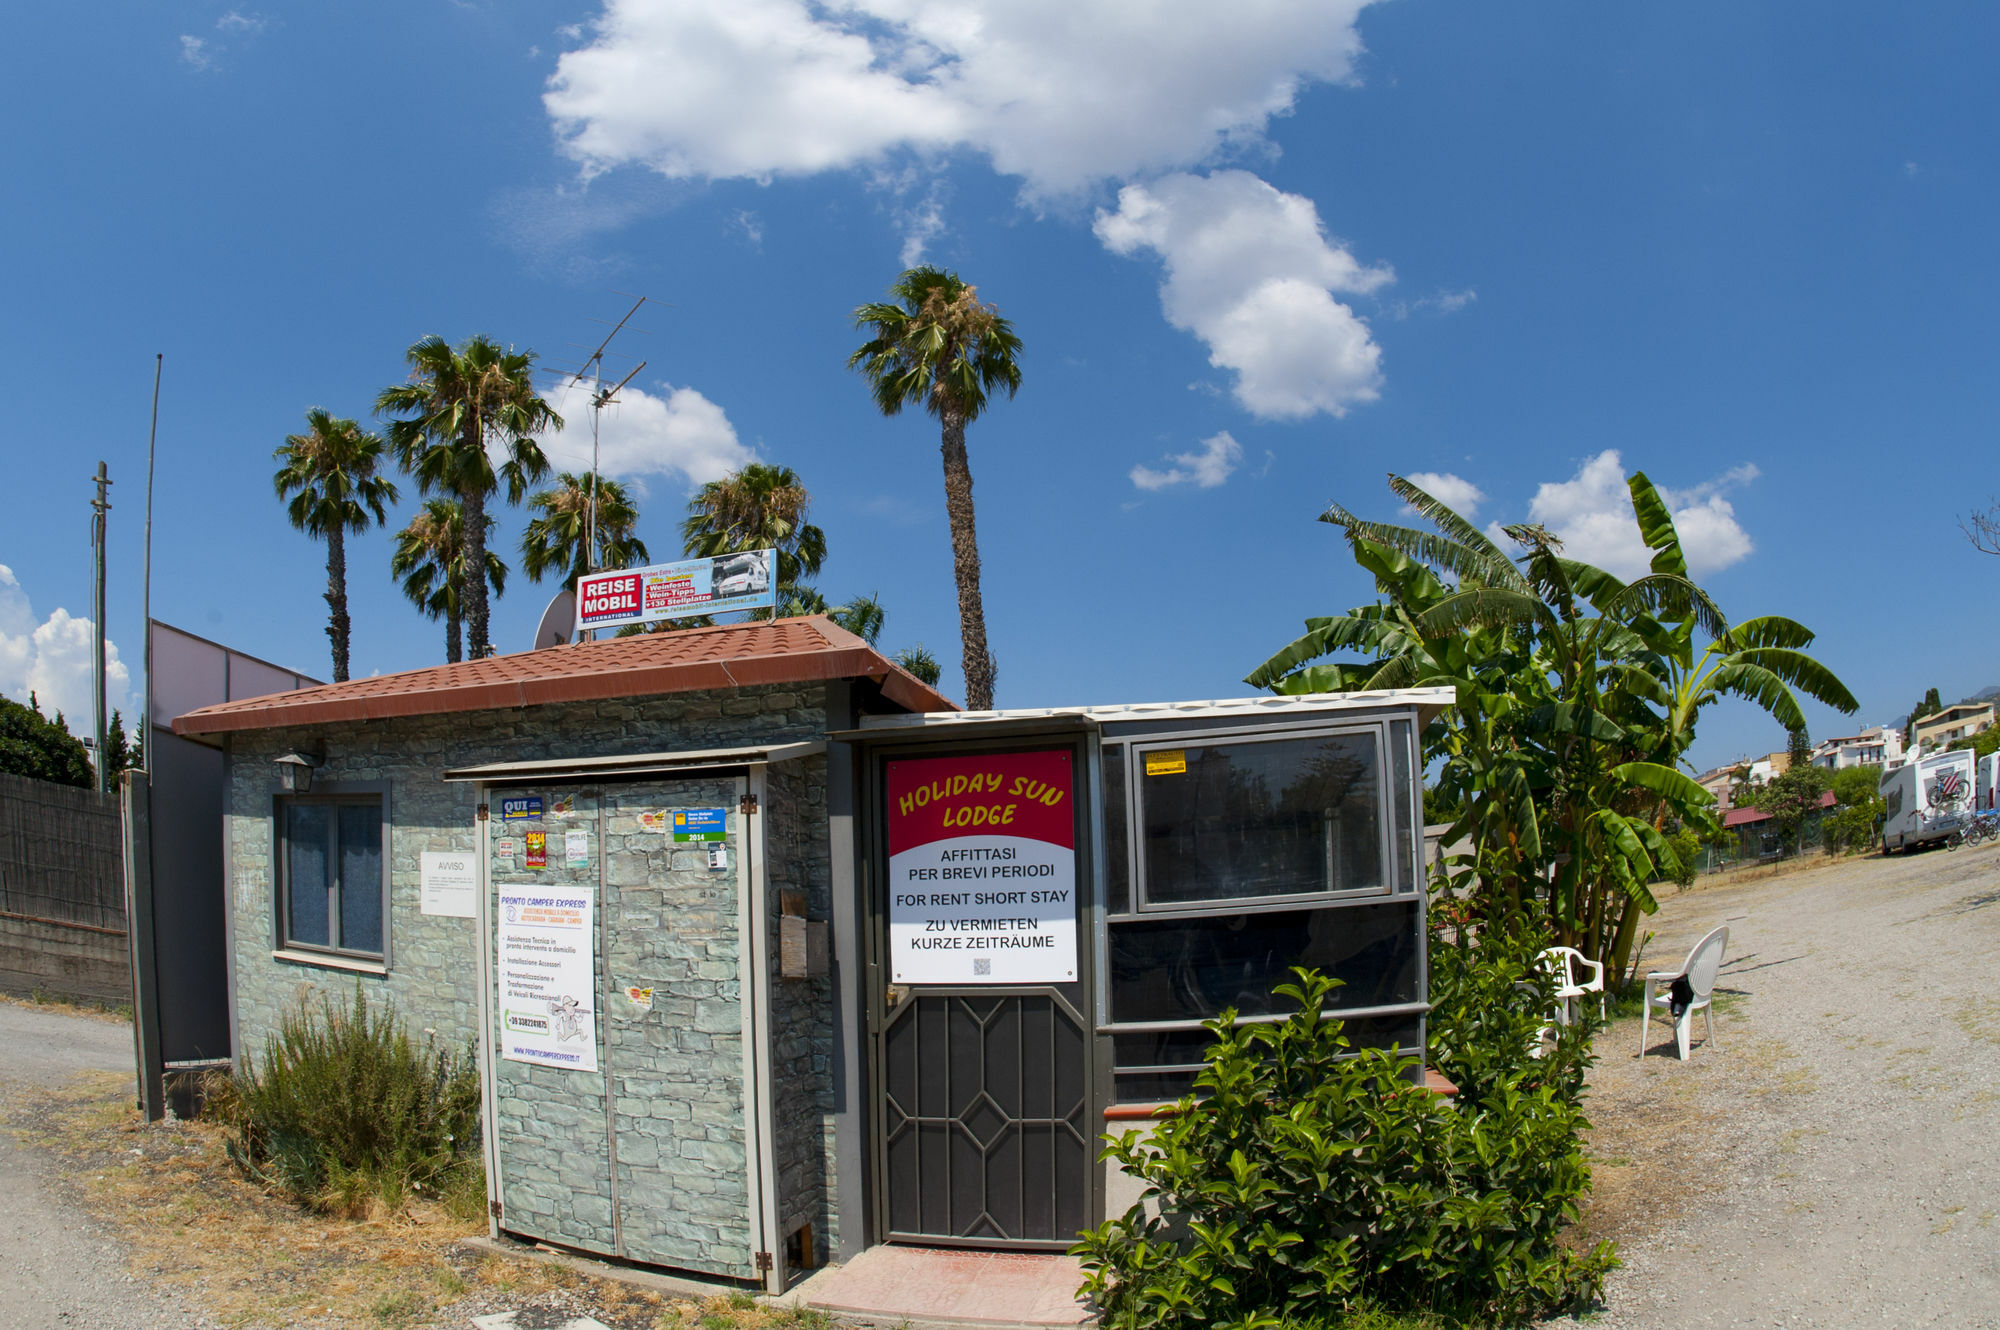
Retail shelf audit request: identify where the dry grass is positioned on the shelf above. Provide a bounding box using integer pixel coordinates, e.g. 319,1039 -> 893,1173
0,988 -> 132,1024
1,1069 -> 844,1329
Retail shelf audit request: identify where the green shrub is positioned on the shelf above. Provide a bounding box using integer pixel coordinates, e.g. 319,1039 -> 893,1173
211,982 -> 482,1216
1074,952 -> 1614,1329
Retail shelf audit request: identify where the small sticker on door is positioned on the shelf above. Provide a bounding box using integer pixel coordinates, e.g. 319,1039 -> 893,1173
708,844 -> 728,871
564,829 -> 590,868
1144,749 -> 1188,776
524,831 -> 547,869
624,985 -> 654,1012
636,810 -> 669,832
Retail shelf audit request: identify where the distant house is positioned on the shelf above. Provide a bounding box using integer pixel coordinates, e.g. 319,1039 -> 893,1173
1911,703 -> 1995,750
1721,788 -> 1838,858
1809,724 -> 1903,771
1695,749 -> 1791,813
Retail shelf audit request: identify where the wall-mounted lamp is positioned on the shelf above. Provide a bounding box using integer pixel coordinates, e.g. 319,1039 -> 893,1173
275,751 -> 321,793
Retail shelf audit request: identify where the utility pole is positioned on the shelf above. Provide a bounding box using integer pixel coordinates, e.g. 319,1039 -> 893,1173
89,461 -> 112,795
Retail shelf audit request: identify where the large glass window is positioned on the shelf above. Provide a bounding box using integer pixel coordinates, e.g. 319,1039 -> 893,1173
280,797 -> 385,960
1136,731 -> 1384,907
1108,899 -> 1419,1025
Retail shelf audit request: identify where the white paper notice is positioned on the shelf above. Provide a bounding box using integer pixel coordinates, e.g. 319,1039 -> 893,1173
496,885 -> 598,1072
419,851 -> 478,918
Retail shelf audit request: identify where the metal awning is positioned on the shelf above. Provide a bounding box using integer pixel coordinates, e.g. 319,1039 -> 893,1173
828,713 -> 1100,743
441,740 -> 825,783
841,688 -> 1457,738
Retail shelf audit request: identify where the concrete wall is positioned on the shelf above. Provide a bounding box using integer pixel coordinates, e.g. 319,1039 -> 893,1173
763,755 -> 838,1266
0,914 -> 129,1006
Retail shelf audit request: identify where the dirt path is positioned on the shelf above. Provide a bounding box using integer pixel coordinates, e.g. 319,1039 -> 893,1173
0,1001 -> 207,1329
1567,845 -> 2000,1328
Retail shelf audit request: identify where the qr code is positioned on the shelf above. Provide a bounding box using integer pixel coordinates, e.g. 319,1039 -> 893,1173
972,957 -> 992,976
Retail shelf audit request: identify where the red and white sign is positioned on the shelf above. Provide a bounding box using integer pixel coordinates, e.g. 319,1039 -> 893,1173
886,750 -> 1076,985
576,571 -> 642,626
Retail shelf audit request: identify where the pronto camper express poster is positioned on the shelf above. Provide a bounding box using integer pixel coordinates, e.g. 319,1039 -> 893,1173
886,750 -> 1077,985
572,550 -> 776,632
496,884 -> 599,1072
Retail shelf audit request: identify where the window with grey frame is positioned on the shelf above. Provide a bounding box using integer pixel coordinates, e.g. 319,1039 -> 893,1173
1098,726 -> 1426,1103
277,796 -> 386,960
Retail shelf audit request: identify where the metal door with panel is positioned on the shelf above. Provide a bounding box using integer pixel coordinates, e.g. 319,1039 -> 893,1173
872,743 -> 1096,1248
486,776 -> 760,1277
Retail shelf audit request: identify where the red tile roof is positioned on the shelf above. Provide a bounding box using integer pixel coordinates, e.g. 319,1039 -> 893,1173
173,616 -> 953,737
1721,788 -> 1838,828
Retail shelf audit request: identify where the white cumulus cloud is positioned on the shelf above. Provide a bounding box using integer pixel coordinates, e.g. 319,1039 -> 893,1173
540,379 -> 756,491
1507,450 -> 1758,579
1404,472 -> 1484,517
1096,171 -> 1390,420
1131,431 -> 1243,492
544,0 -> 1376,196
0,565 -> 133,734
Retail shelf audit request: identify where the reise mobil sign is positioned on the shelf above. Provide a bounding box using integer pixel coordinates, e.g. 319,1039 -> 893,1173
573,550 -> 776,632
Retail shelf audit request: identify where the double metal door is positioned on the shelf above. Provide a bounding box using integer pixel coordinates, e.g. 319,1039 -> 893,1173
485,776 -> 756,1277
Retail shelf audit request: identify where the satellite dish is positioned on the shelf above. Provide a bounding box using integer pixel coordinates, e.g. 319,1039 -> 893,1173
533,588 -> 577,650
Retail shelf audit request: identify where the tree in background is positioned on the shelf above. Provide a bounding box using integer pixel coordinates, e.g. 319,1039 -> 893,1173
849,266 -> 1023,711
1903,685 -> 1943,743
0,694 -> 92,788
521,473 -> 648,590
894,644 -> 943,687
681,463 -> 826,590
1787,726 -> 1812,769
1825,764 -> 1887,853
378,336 -> 559,660
1752,761 -> 1833,856
391,499 -> 508,664
273,409 -> 399,682
102,708 -> 142,777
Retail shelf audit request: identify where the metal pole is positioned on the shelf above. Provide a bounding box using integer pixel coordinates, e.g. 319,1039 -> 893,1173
143,355 -> 160,773
90,461 -> 113,795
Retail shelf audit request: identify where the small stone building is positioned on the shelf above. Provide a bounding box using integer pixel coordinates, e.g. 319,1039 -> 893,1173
175,616 -> 1444,1292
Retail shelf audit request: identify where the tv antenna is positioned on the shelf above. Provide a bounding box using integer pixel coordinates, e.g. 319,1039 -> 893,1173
557,294 -> 658,642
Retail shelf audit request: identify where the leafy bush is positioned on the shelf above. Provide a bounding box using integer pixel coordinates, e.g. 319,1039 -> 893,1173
210,983 -> 482,1217
1075,946 -> 1613,1329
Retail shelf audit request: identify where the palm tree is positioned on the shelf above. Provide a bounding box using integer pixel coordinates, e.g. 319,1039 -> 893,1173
849,266 -> 1023,710
390,499 -> 507,664
521,472 -> 649,589
273,409 -> 398,682
376,336 -> 560,659
681,463 -> 827,589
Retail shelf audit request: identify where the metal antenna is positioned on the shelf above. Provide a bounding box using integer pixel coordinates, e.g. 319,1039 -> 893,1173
559,295 -> 653,642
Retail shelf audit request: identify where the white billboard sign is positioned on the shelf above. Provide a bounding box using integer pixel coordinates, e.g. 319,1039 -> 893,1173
573,550 -> 776,633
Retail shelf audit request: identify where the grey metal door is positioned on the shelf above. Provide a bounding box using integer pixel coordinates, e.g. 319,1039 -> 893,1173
881,988 -> 1091,1245
487,777 -> 758,1278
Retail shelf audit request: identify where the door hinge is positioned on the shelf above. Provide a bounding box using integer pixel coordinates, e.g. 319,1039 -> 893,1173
740,794 -> 759,816
477,804 -> 490,822
755,1250 -> 774,1273
489,1199 -> 502,1219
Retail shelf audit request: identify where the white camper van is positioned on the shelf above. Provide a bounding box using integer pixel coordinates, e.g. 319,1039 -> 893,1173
1880,748 -> 1977,851
1979,752 -> 2000,811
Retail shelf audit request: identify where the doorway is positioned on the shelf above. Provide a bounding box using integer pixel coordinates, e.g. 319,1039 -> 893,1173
869,742 -> 1098,1249
481,775 -> 767,1278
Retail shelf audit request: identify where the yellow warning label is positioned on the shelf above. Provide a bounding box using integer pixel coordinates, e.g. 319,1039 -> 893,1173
1144,750 -> 1188,776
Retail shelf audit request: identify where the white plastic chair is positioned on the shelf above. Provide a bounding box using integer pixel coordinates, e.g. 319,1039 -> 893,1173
1540,946 -> 1606,1026
1639,925 -> 1729,1060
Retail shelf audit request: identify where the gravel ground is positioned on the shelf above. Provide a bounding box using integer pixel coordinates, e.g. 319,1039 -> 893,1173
1561,844 -> 2000,1329
0,1000 -> 207,1329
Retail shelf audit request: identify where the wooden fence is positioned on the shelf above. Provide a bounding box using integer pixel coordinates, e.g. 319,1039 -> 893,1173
0,769 -> 126,930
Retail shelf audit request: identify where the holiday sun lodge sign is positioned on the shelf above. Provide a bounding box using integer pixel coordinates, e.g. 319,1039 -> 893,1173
886,750 -> 1078,985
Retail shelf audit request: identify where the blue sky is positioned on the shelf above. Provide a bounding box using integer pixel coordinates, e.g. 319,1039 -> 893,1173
3,0 -> 1995,774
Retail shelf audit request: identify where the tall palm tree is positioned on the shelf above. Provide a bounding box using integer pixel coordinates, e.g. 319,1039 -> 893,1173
521,472 -> 648,589
376,335 -> 560,659
390,499 -> 507,664
849,267 -> 1023,711
681,463 -> 826,589
273,409 -> 398,682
